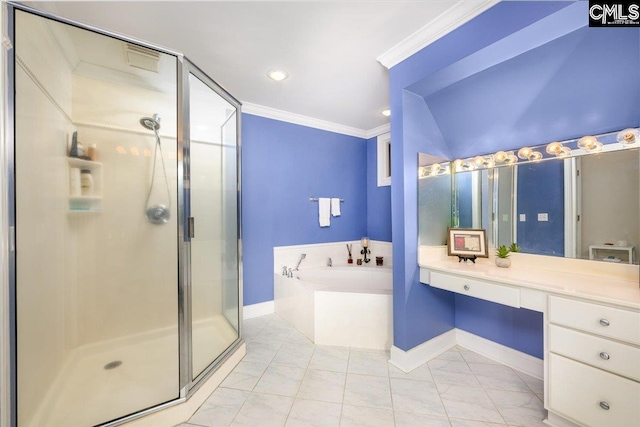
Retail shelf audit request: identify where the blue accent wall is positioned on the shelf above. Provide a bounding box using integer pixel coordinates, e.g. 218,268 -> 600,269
455,295 -> 544,359
367,136 -> 392,242
390,1 -> 573,352
241,114 -> 367,305
517,161 -> 565,257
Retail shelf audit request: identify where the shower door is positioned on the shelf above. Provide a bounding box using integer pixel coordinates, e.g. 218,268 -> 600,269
12,8 -> 180,427
185,63 -> 240,382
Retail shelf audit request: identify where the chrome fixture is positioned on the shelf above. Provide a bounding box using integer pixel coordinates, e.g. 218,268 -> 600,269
295,253 -> 306,270
327,257 -> 332,267
141,113 -> 171,224
282,266 -> 288,276
360,237 -> 371,264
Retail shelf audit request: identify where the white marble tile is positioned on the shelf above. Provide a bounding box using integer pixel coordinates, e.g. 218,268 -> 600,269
242,323 -> 264,341
297,369 -> 346,403
243,340 -> 282,364
308,346 -> 349,373
340,405 -> 395,427
251,326 -> 292,344
388,363 -> 433,382
285,328 -> 314,346
468,363 -> 530,392
343,373 -> 392,409
253,365 -> 305,397
271,342 -> 314,368
348,349 -> 390,377
436,347 -> 465,362
486,389 -> 547,427
394,411 -> 451,427
390,378 -> 446,416
449,420 -> 507,427
230,392 -> 293,427
437,383 -> 505,424
220,361 -> 268,391
284,399 -> 341,427
458,347 -> 500,365
266,316 -> 295,331
514,371 -> 544,396
428,359 -> 480,387
188,388 -> 249,427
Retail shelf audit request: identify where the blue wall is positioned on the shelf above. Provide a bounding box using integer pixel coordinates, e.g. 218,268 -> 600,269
242,114 -> 367,305
390,1 -> 573,352
455,295 -> 544,359
367,136 -> 392,242
517,161 -> 565,257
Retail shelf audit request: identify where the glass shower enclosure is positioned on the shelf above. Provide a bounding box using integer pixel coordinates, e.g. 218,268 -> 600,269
3,4 -> 242,426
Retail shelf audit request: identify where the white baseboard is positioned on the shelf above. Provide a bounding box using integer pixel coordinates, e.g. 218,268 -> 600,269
456,329 -> 543,379
544,411 -> 582,427
389,328 -> 543,379
389,329 -> 456,372
243,301 -> 274,319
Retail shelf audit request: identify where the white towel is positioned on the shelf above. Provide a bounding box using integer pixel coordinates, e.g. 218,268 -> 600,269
319,198 -> 331,227
331,198 -> 341,217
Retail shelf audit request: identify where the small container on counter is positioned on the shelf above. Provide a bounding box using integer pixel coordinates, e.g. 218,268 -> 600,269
376,256 -> 384,266
80,169 -> 93,196
356,259 -> 363,266
87,144 -> 98,161
69,167 -> 81,196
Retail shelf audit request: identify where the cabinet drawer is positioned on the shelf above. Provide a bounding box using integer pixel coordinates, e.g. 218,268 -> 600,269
549,353 -> 640,427
549,324 -> 640,382
430,271 -> 520,308
549,296 -> 640,345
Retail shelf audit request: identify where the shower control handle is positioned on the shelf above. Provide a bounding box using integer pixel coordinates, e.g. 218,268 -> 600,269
188,217 -> 195,239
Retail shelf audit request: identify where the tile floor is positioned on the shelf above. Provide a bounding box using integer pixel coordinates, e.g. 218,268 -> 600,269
176,314 -> 546,427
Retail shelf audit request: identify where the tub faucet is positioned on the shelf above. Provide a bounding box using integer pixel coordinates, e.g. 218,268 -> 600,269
295,253 -> 306,270
327,257 -> 332,267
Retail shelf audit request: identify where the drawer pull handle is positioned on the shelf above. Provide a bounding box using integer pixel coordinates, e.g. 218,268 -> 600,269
464,285 -> 470,291
599,318 -> 610,327
599,352 -> 610,360
599,401 -> 610,411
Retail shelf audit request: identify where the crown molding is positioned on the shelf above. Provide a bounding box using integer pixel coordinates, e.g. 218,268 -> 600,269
377,0 -> 501,69
242,102 -> 389,139
365,123 -> 391,140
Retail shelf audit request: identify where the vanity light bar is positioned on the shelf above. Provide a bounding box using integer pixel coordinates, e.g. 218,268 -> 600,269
420,127 -> 639,178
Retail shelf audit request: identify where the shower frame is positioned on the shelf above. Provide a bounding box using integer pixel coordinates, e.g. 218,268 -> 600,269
0,2 -> 244,426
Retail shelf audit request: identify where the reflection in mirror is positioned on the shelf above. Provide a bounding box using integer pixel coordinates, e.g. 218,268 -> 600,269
419,136 -> 639,265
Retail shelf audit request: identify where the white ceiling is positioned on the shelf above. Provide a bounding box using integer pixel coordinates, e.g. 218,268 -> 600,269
25,1 -> 497,135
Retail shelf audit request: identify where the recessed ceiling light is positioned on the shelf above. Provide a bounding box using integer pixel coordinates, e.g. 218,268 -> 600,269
267,69 -> 289,82
381,109 -> 391,117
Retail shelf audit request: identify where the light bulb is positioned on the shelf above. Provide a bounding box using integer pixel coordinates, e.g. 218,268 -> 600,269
578,135 -> 599,150
517,147 -> 533,159
494,151 -> 507,163
505,153 -> 518,165
267,69 -> 289,81
558,147 -> 572,157
453,159 -> 464,172
546,142 -> 563,155
473,156 -> 485,166
418,167 -> 427,177
530,151 -> 543,161
617,128 -> 639,145
361,237 -> 370,248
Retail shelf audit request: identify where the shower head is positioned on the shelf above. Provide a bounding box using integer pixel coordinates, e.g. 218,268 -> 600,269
140,113 -> 161,131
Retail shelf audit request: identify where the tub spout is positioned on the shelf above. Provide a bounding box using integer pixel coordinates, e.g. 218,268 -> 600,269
295,253 -> 306,270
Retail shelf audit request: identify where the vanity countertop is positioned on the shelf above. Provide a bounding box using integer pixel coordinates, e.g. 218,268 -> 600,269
418,247 -> 640,310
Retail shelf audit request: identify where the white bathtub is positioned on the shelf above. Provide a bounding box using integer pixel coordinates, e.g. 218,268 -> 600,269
274,266 -> 393,350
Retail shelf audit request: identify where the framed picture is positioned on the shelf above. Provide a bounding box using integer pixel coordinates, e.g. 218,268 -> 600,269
447,228 -> 488,258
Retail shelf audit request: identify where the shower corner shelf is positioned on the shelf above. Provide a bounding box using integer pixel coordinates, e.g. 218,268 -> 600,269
67,157 -> 103,213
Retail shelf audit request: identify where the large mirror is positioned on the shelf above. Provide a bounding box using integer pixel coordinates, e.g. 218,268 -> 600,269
419,136 -> 640,264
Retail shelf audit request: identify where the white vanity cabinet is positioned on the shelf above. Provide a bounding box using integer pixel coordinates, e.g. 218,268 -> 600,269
547,296 -> 640,427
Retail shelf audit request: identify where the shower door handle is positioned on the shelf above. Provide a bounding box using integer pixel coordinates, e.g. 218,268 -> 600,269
188,217 -> 195,239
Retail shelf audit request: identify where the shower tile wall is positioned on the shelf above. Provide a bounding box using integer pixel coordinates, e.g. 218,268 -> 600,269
71,74 -> 179,345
